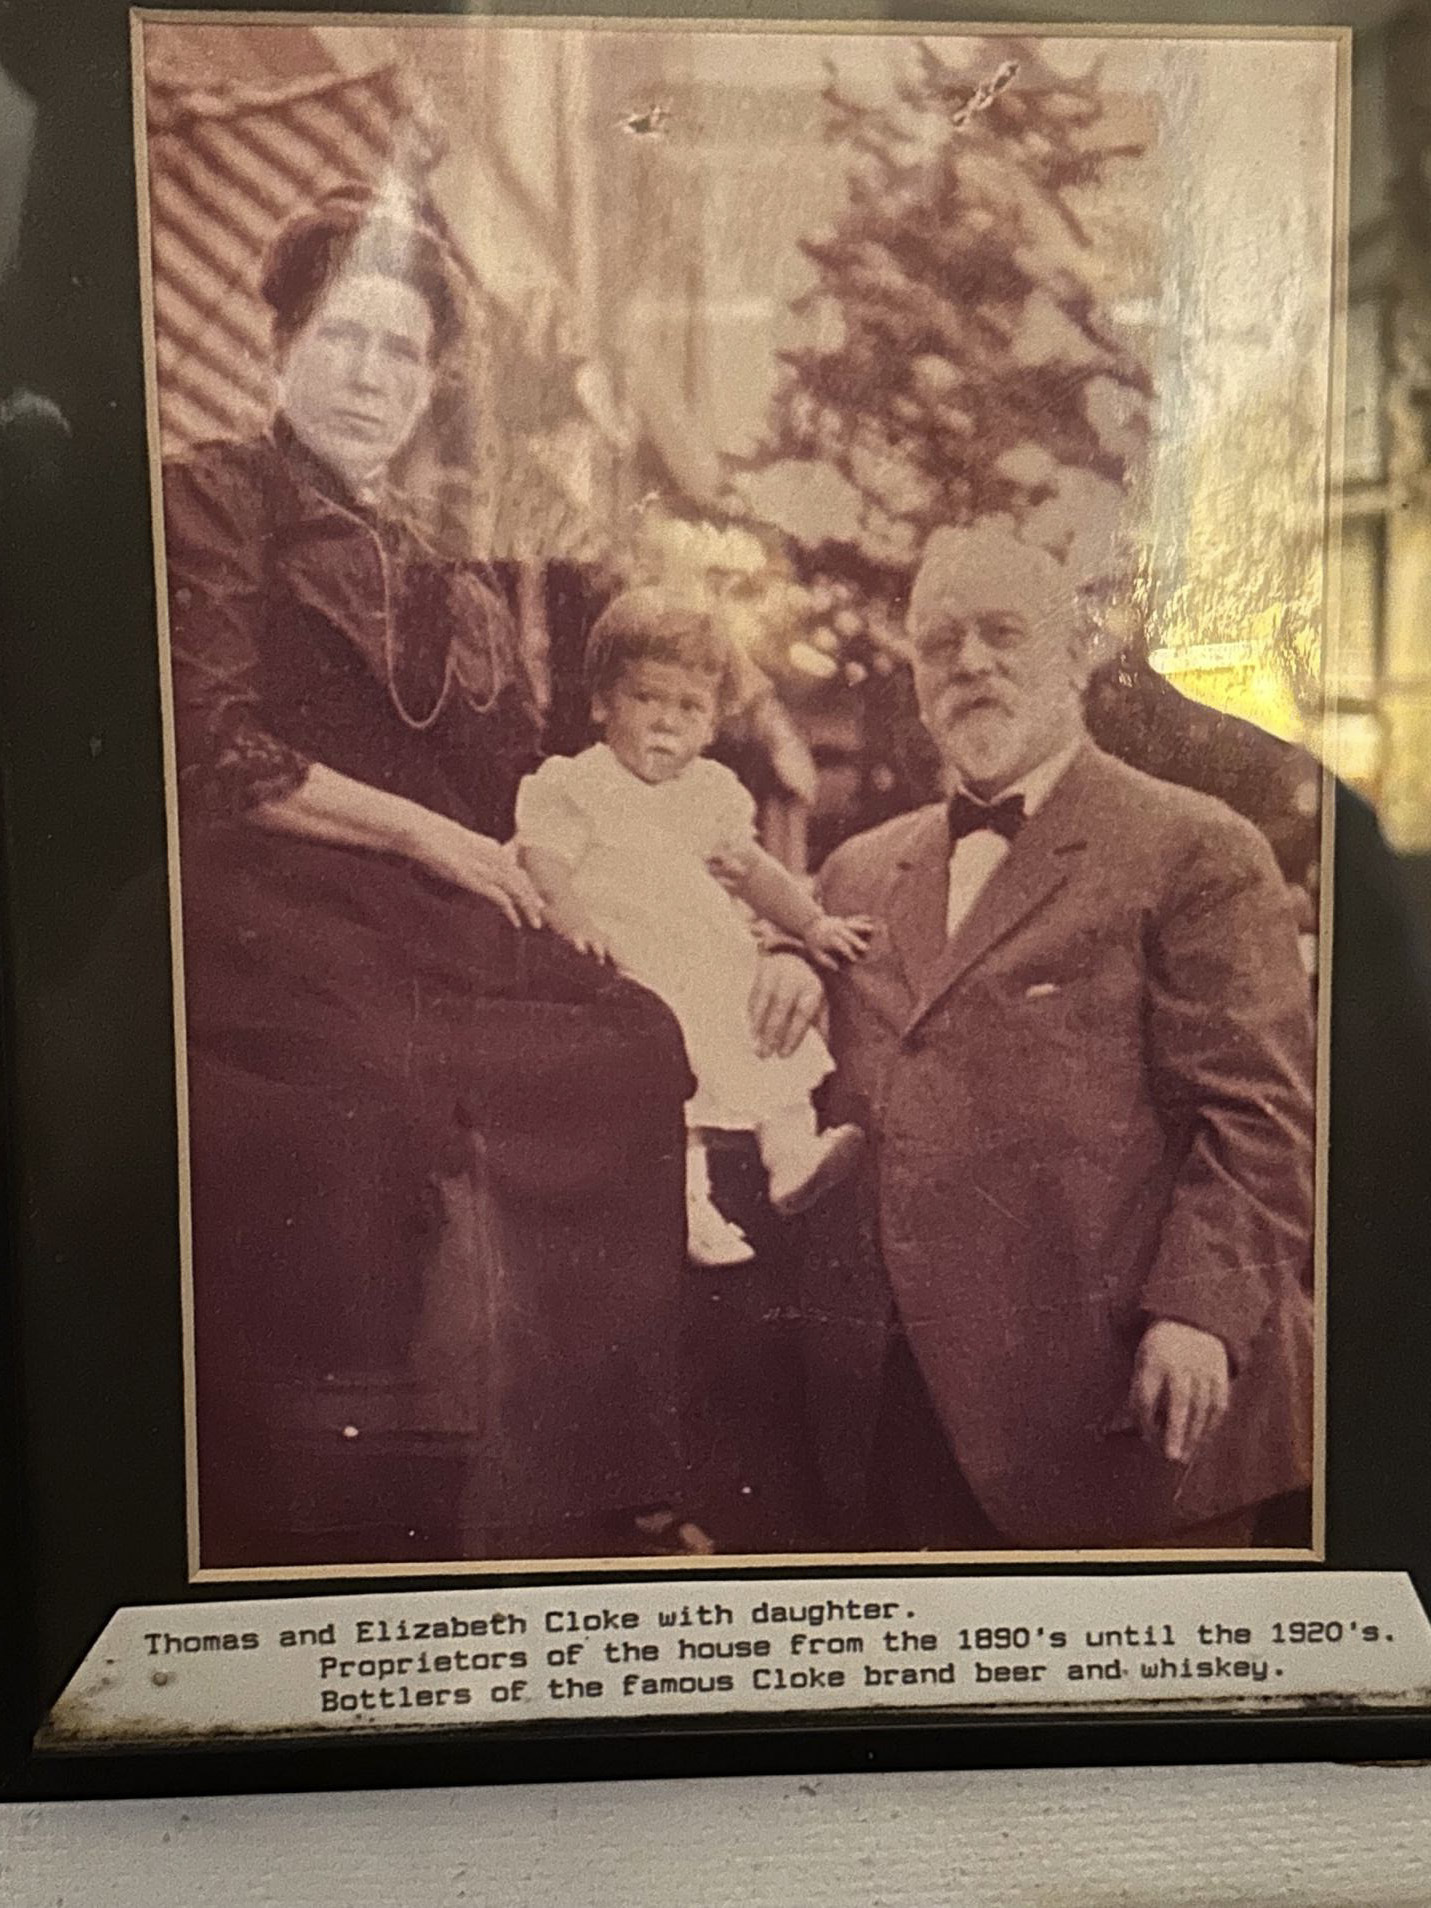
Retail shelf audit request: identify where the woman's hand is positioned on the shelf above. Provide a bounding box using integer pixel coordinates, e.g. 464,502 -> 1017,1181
407,814 -> 546,929
253,766 -> 545,928
747,949 -> 826,1060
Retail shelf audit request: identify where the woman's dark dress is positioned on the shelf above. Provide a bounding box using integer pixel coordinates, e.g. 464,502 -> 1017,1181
164,424 -> 692,1567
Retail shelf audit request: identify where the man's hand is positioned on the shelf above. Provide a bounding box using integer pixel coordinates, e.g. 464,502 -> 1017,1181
1129,1318 -> 1231,1464
747,949 -> 825,1060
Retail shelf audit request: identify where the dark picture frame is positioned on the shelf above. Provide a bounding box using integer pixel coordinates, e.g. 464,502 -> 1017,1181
4,0 -> 1431,1800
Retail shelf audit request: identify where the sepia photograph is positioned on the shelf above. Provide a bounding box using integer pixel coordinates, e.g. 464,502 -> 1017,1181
131,12 -> 1340,1578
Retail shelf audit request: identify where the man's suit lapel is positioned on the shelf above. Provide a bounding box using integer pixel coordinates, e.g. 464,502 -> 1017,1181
886,809 -> 953,1001
903,745 -> 1099,1034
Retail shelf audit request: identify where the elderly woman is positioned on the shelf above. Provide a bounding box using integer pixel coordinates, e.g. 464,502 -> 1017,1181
165,185 -> 726,1567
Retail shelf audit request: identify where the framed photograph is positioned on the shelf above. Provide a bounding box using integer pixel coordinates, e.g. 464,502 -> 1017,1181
4,0 -> 1430,1799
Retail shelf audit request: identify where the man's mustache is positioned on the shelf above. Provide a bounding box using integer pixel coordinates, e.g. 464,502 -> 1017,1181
943,690 -> 1012,719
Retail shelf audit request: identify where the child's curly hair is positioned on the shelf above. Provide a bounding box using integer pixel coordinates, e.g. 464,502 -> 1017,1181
586,588 -> 740,713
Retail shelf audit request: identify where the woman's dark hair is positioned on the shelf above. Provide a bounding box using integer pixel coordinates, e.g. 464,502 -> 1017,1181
261,183 -> 470,359
586,588 -> 739,711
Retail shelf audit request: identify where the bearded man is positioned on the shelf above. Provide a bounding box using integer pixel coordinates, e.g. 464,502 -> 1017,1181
810,522 -> 1316,1550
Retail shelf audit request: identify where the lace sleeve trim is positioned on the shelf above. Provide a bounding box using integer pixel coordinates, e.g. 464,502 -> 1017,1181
180,720 -> 311,820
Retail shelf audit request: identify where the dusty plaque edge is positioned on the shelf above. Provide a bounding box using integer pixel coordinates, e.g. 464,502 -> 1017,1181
38,1687 -> 1431,1752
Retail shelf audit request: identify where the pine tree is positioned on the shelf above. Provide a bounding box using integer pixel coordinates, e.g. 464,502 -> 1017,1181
734,37 -> 1154,827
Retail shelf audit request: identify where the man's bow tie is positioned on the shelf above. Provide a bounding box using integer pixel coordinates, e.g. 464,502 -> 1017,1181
947,789 -> 1026,844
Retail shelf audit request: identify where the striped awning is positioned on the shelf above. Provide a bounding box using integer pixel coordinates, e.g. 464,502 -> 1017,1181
143,62 -> 436,455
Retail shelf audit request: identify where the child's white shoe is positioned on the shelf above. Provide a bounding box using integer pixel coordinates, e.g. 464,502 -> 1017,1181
686,1198 -> 756,1268
765,1121 -> 864,1218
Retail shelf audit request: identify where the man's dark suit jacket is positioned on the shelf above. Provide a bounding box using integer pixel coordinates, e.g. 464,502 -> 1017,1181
816,740 -> 1316,1546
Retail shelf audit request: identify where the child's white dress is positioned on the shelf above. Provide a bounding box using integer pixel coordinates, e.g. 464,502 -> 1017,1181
516,743 -> 831,1130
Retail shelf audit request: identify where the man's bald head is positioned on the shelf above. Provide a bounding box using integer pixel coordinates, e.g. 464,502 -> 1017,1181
908,520 -> 1086,642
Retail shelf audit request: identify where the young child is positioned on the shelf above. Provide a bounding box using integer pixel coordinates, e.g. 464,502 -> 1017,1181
515,589 -> 872,1268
